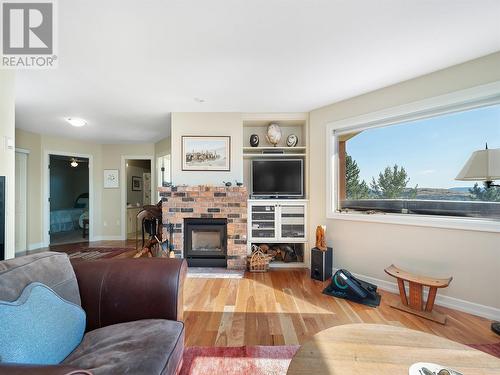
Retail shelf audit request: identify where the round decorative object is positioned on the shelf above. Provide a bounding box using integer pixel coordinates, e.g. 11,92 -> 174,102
286,134 -> 298,147
266,123 -> 282,146
249,134 -> 259,147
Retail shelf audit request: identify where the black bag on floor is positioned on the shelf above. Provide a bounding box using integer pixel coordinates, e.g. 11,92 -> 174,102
323,269 -> 381,307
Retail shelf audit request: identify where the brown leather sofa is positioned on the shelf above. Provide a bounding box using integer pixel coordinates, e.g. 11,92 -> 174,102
0,252 -> 187,375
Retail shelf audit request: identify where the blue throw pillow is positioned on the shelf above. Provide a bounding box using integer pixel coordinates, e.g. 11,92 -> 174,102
0,282 -> 86,365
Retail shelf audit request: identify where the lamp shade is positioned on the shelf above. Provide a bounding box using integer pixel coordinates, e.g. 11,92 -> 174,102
455,148 -> 500,181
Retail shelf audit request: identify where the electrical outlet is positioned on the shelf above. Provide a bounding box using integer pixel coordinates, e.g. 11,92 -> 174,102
103,221 -> 108,227
116,219 -> 120,226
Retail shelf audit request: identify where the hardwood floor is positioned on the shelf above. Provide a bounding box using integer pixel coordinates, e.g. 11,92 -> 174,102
24,239 -> 139,258
183,268 -> 498,347
28,240 -> 498,347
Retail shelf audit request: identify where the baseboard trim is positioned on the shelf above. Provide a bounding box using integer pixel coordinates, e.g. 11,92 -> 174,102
333,268 -> 500,321
27,243 -> 44,251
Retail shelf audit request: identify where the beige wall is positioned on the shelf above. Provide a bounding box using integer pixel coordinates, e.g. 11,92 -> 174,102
171,113 -> 243,186
0,71 -> 16,259
15,129 -> 155,244
155,136 -> 171,158
309,51 -> 500,313
15,130 -> 42,248
100,143 -> 154,238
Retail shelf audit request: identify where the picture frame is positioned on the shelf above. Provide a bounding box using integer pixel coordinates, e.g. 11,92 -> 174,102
182,136 -> 231,171
132,176 -> 142,191
103,169 -> 119,189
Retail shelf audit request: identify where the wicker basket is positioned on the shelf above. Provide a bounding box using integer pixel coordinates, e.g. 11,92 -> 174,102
249,245 -> 271,272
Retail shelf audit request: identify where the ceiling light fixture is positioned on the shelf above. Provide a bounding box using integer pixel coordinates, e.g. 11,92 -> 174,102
70,159 -> 79,168
66,117 -> 87,127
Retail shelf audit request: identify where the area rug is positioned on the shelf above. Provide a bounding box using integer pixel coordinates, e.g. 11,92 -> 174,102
468,342 -> 500,358
180,346 -> 299,375
187,267 -> 245,279
65,248 -> 131,261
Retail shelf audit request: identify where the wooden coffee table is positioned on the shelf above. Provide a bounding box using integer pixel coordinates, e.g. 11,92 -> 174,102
287,324 -> 500,375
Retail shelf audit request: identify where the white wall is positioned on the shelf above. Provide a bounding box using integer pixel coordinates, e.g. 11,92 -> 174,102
0,71 -> 15,259
171,113 -> 243,186
309,51 -> 500,316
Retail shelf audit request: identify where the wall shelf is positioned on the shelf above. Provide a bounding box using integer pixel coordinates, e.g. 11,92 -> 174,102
243,146 -> 307,152
243,153 -> 306,158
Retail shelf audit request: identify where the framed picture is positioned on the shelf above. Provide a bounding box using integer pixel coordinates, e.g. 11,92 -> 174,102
103,169 -> 119,189
132,176 -> 142,191
182,136 -> 231,171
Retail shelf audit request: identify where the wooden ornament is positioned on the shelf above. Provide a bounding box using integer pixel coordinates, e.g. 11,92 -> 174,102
315,225 -> 327,251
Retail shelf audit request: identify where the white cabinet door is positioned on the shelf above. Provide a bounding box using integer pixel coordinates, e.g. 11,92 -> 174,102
249,203 -> 278,241
278,203 -> 306,241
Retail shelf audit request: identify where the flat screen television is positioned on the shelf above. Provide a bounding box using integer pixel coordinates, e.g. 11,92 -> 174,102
251,159 -> 303,198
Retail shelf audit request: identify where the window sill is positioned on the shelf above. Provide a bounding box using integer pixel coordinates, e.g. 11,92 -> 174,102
327,211 -> 500,233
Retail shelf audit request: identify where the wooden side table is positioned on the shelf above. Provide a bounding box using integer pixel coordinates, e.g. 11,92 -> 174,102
287,324 -> 500,375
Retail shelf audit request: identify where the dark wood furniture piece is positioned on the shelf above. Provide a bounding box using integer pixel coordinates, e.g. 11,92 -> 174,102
82,218 -> 89,239
135,202 -> 164,258
385,264 -> 452,324
287,324 -> 500,375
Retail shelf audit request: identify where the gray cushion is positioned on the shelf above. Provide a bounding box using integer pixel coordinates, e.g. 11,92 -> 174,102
0,252 -> 81,306
63,319 -> 184,375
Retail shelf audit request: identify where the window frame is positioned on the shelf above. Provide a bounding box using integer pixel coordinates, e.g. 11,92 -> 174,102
326,81 -> 500,233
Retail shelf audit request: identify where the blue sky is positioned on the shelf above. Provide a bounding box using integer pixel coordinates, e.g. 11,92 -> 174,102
346,104 -> 500,189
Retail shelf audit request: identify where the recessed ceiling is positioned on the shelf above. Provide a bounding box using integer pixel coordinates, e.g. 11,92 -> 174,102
15,0 -> 500,143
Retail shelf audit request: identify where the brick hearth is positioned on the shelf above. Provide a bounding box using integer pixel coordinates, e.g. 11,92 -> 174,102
159,185 -> 248,270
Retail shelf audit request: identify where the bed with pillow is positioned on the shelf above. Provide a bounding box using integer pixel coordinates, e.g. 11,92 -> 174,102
50,193 -> 89,233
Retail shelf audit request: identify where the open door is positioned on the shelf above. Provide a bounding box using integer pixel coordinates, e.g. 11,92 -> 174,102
49,155 -> 90,246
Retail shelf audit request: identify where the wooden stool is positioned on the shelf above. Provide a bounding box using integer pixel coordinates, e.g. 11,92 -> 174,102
384,264 -> 452,324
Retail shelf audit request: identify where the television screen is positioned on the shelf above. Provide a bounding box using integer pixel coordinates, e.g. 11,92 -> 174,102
252,159 -> 303,197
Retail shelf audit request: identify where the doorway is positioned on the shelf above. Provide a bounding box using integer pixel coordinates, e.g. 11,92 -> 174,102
49,154 -> 90,245
15,151 -> 28,254
125,159 -> 152,240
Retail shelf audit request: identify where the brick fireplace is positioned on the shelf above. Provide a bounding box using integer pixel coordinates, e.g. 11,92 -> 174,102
159,185 -> 248,270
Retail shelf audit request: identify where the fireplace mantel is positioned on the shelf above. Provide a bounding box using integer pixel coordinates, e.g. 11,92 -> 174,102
159,185 -> 248,270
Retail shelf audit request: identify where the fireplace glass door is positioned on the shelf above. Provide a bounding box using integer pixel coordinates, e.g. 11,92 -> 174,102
192,230 -> 223,253
184,218 -> 227,260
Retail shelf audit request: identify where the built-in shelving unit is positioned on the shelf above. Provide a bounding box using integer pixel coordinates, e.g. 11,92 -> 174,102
248,199 -> 308,268
242,113 -> 310,269
242,113 -> 309,192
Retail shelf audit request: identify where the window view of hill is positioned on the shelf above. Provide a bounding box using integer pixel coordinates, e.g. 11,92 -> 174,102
344,104 -> 500,204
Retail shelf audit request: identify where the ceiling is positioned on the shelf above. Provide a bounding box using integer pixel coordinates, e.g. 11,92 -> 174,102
15,0 -> 500,143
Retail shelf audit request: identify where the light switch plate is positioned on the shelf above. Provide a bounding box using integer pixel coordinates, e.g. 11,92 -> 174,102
4,136 -> 14,150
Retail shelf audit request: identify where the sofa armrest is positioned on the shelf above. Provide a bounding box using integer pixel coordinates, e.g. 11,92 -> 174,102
72,258 -> 187,332
0,363 -> 91,375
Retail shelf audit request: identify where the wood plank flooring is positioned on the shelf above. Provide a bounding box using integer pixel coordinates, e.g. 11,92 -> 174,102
183,269 -> 498,347
29,240 -> 498,347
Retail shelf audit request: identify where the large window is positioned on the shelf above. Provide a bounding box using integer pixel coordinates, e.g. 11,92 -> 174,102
332,103 -> 500,222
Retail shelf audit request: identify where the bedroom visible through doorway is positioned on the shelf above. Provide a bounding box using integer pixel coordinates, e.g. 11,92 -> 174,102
49,154 -> 90,245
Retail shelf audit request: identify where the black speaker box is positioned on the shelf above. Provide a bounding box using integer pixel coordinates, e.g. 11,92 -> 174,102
311,247 -> 333,281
